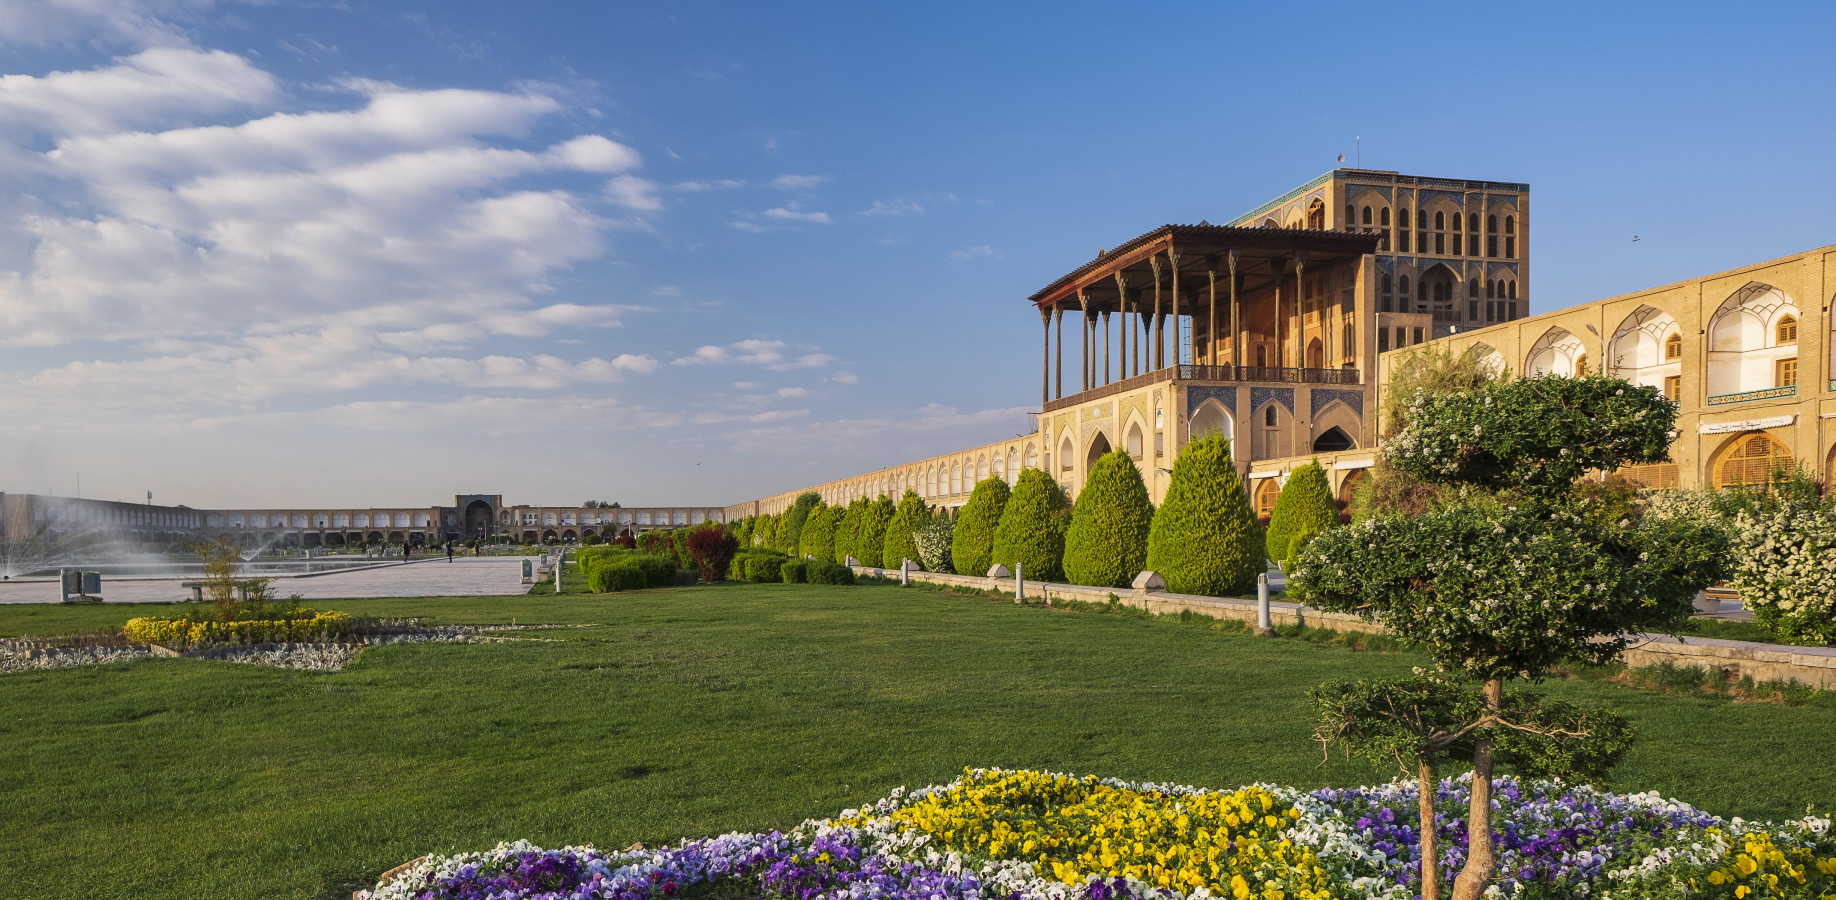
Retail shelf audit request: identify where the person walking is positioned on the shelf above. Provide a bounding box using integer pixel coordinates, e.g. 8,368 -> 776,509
446,541 -> 454,563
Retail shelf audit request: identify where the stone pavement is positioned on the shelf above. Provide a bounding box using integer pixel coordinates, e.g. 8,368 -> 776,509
0,556 -> 537,604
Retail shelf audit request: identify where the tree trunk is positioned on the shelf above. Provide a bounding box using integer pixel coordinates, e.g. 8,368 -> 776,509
1419,759 -> 1439,900
1451,678 -> 1502,900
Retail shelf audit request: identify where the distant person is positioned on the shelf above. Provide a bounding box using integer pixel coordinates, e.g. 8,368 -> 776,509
446,541 -> 454,563
403,543 -> 411,561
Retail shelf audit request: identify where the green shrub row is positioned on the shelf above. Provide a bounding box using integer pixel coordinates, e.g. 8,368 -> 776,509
585,553 -> 679,592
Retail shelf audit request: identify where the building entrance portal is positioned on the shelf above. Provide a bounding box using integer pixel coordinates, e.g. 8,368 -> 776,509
463,499 -> 493,541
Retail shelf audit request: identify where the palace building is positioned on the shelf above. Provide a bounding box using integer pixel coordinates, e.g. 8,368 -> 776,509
733,169 -> 1833,521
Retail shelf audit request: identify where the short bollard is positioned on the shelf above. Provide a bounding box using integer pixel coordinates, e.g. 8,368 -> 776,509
900,559 -> 911,586
1257,573 -> 1273,635
1014,562 -> 1024,603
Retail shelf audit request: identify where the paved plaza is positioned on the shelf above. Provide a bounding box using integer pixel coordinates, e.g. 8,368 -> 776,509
0,556 -> 538,604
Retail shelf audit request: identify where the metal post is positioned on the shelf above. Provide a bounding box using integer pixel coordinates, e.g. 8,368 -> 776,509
1257,573 -> 1272,634
556,550 -> 563,592
900,558 -> 910,586
1014,562 -> 1024,603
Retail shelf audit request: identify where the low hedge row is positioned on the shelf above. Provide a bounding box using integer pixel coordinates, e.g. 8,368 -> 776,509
585,553 -> 680,592
779,559 -> 855,585
124,611 -> 354,650
732,550 -> 788,583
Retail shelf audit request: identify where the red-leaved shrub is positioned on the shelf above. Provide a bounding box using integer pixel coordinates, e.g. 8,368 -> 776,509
685,524 -> 739,583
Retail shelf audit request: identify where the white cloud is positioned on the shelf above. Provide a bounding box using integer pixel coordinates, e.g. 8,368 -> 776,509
0,47 -> 275,137
950,244 -> 1001,261
861,199 -> 923,217
670,339 -> 833,371
604,174 -> 662,211
728,220 -> 766,233
831,370 -> 859,384
674,178 -> 745,192
769,173 -> 825,190
0,0 -> 216,49
730,381 -> 760,390
760,204 -> 832,224
774,386 -> 807,398
650,285 -> 682,297
0,55 -> 651,349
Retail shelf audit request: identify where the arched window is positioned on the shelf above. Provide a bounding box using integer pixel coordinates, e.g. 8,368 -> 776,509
1307,199 -> 1325,230
1487,214 -> 1498,233
1468,278 -> 1479,297
1504,216 -> 1517,258
1468,213 -> 1479,232
1716,432 -> 1793,490
1508,280 -> 1518,299
1504,215 -> 1515,234
1417,210 -> 1428,230
1255,344 -> 1268,367
1398,274 -> 1409,297
1665,333 -> 1683,360
1778,315 -> 1798,344
1575,354 -> 1589,377
1434,211 -> 1445,230
1418,281 -> 1429,303
1345,204 -> 1356,225
1379,207 -> 1391,227
1486,280 -> 1496,299
1264,405 -> 1278,427
1255,479 -> 1280,516
1379,273 -> 1392,294
1361,205 -> 1372,225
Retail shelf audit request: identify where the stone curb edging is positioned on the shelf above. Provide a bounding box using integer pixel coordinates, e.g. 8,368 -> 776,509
854,566 -> 1836,691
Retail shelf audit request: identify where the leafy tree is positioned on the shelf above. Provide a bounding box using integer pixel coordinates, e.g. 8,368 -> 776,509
1310,676 -> 1632,900
684,523 -> 739,583
854,496 -> 895,568
1144,434 -> 1260,596
1264,461 -> 1337,572
1062,450 -> 1153,588
990,468 -> 1070,582
780,492 -> 821,553
798,504 -> 837,562
951,477 -> 1011,576
913,516 -> 954,573
881,490 -> 929,570
1291,375 -> 1726,900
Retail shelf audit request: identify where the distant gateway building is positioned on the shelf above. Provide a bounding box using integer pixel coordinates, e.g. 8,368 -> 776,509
733,169 -> 1831,520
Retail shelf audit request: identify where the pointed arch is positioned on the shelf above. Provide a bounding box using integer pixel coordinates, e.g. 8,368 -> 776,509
1525,326 -> 1585,377
1708,282 -> 1800,399
1608,304 -> 1682,390
1714,431 -> 1794,490
1464,342 -> 1507,377
1188,399 -> 1233,444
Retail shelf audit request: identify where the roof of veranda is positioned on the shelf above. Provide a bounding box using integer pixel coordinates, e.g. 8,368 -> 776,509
1027,224 -> 1381,313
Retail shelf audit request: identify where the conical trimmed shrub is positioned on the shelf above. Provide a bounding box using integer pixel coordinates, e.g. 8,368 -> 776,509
1063,450 -> 1154,588
781,492 -> 820,553
1265,461 -> 1338,572
881,490 -> 928,570
991,468 -> 1070,582
952,477 -> 1011,576
854,496 -> 895,568
833,500 -> 863,564
1144,434 -> 1260,596
799,503 -> 836,561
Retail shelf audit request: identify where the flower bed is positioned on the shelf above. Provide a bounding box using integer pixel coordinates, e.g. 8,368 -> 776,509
362,768 -> 1836,900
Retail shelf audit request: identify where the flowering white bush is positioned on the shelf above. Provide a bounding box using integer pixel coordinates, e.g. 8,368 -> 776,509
1729,492 -> 1836,644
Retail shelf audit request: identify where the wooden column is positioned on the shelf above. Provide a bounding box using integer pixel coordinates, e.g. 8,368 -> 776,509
1206,256 -> 1218,367
1041,306 -> 1051,406
1229,250 -> 1240,369
1169,249 -> 1181,369
1053,306 -> 1064,399
1080,298 -> 1090,392
1149,253 -> 1164,370
1102,311 -> 1111,384
1113,272 -> 1130,377
1294,255 -> 1307,369
1272,258 -> 1284,373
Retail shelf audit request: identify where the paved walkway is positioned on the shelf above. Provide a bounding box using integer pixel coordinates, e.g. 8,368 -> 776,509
0,556 -> 537,604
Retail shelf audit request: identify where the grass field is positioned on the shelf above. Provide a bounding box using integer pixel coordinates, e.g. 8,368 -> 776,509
3,583 -> 1833,900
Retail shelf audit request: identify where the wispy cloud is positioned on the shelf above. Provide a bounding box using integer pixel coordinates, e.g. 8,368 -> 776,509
862,199 -> 924,217
761,204 -> 833,225
950,244 -> 1001,261
671,339 -> 834,371
769,173 -> 827,190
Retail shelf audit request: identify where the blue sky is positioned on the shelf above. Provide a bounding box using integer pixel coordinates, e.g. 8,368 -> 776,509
3,1 -> 1834,508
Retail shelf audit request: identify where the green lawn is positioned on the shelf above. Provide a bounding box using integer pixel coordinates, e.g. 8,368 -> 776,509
2,584 -> 1832,900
